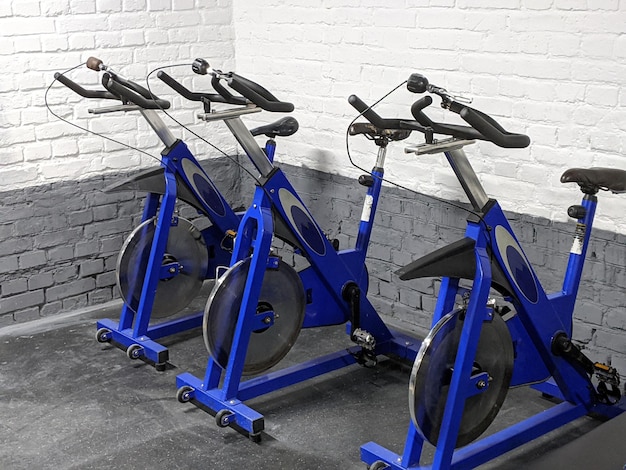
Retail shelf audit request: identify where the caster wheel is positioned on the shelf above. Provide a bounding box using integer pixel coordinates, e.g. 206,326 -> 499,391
95,328 -> 111,343
369,461 -> 389,470
215,409 -> 234,428
126,343 -> 143,360
249,432 -> 261,443
155,362 -> 166,372
176,386 -> 194,403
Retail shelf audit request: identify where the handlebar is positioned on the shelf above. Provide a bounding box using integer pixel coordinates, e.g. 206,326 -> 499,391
348,95 -> 406,130
410,99 -> 485,141
407,73 -> 530,149
101,73 -> 171,110
158,59 -> 294,113
54,72 -> 117,100
458,106 -> 530,148
55,57 -> 171,110
348,94 -> 433,141
211,75 -> 246,105
157,70 -> 248,106
226,73 -> 294,113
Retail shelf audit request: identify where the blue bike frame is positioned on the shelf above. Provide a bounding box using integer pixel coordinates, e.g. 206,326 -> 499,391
95,106 -> 300,369
361,143 -> 625,470
96,109 -> 242,368
176,114 -> 421,436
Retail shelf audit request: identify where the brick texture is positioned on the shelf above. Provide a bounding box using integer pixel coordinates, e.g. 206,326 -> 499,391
0,157 -> 244,322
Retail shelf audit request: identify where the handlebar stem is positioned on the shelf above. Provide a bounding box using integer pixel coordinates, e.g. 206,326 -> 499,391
446,148 -> 490,212
140,109 -> 177,148
223,117 -> 274,178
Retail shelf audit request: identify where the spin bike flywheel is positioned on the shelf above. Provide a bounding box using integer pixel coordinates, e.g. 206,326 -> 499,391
203,256 -> 305,376
408,308 -> 514,448
116,216 -> 208,318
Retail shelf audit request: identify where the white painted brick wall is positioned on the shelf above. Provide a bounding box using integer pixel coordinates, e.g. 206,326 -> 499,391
231,1 -> 626,234
1,0 -> 237,196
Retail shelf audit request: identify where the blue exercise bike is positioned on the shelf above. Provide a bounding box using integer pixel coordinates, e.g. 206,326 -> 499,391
163,65 -> 428,440
53,58 -> 298,370
361,74 -> 625,469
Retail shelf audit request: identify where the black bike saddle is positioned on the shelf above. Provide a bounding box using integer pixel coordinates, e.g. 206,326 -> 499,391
250,116 -> 299,138
561,167 -> 626,194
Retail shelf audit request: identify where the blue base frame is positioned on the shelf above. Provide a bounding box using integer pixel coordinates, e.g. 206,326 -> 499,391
361,399 -> 625,469
96,313 -> 203,370
176,329 -> 420,436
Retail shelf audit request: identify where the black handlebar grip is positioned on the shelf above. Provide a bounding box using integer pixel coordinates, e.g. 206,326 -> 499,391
409,95 -> 483,141
407,73 -> 429,94
102,73 -> 171,110
157,71 -> 204,101
86,57 -> 103,71
348,94 -> 404,130
210,76 -> 248,105
113,74 -> 156,102
232,73 -> 277,103
212,76 -> 240,103
459,107 -> 530,148
410,96 -> 433,118
157,71 -> 247,105
54,72 -> 118,100
228,73 -> 294,112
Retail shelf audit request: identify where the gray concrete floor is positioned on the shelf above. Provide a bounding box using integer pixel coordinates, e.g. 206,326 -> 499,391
0,299 -> 624,470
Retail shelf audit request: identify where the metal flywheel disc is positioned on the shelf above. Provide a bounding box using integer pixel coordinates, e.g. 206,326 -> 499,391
116,216 -> 208,318
203,256 -> 305,375
409,308 -> 514,448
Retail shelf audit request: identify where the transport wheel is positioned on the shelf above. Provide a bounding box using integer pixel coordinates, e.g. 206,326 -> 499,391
95,327 -> 111,343
126,343 -> 143,360
116,216 -> 208,318
409,308 -> 514,448
203,256 -> 305,375
369,461 -> 389,470
215,409 -> 234,428
176,386 -> 194,403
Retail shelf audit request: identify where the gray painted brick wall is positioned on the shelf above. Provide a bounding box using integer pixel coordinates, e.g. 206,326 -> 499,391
0,156 -> 244,327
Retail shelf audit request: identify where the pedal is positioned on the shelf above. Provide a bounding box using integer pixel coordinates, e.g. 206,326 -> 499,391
595,362 -> 620,386
594,362 -> 621,404
352,328 -> 376,350
220,229 -> 237,252
350,347 -> 377,368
